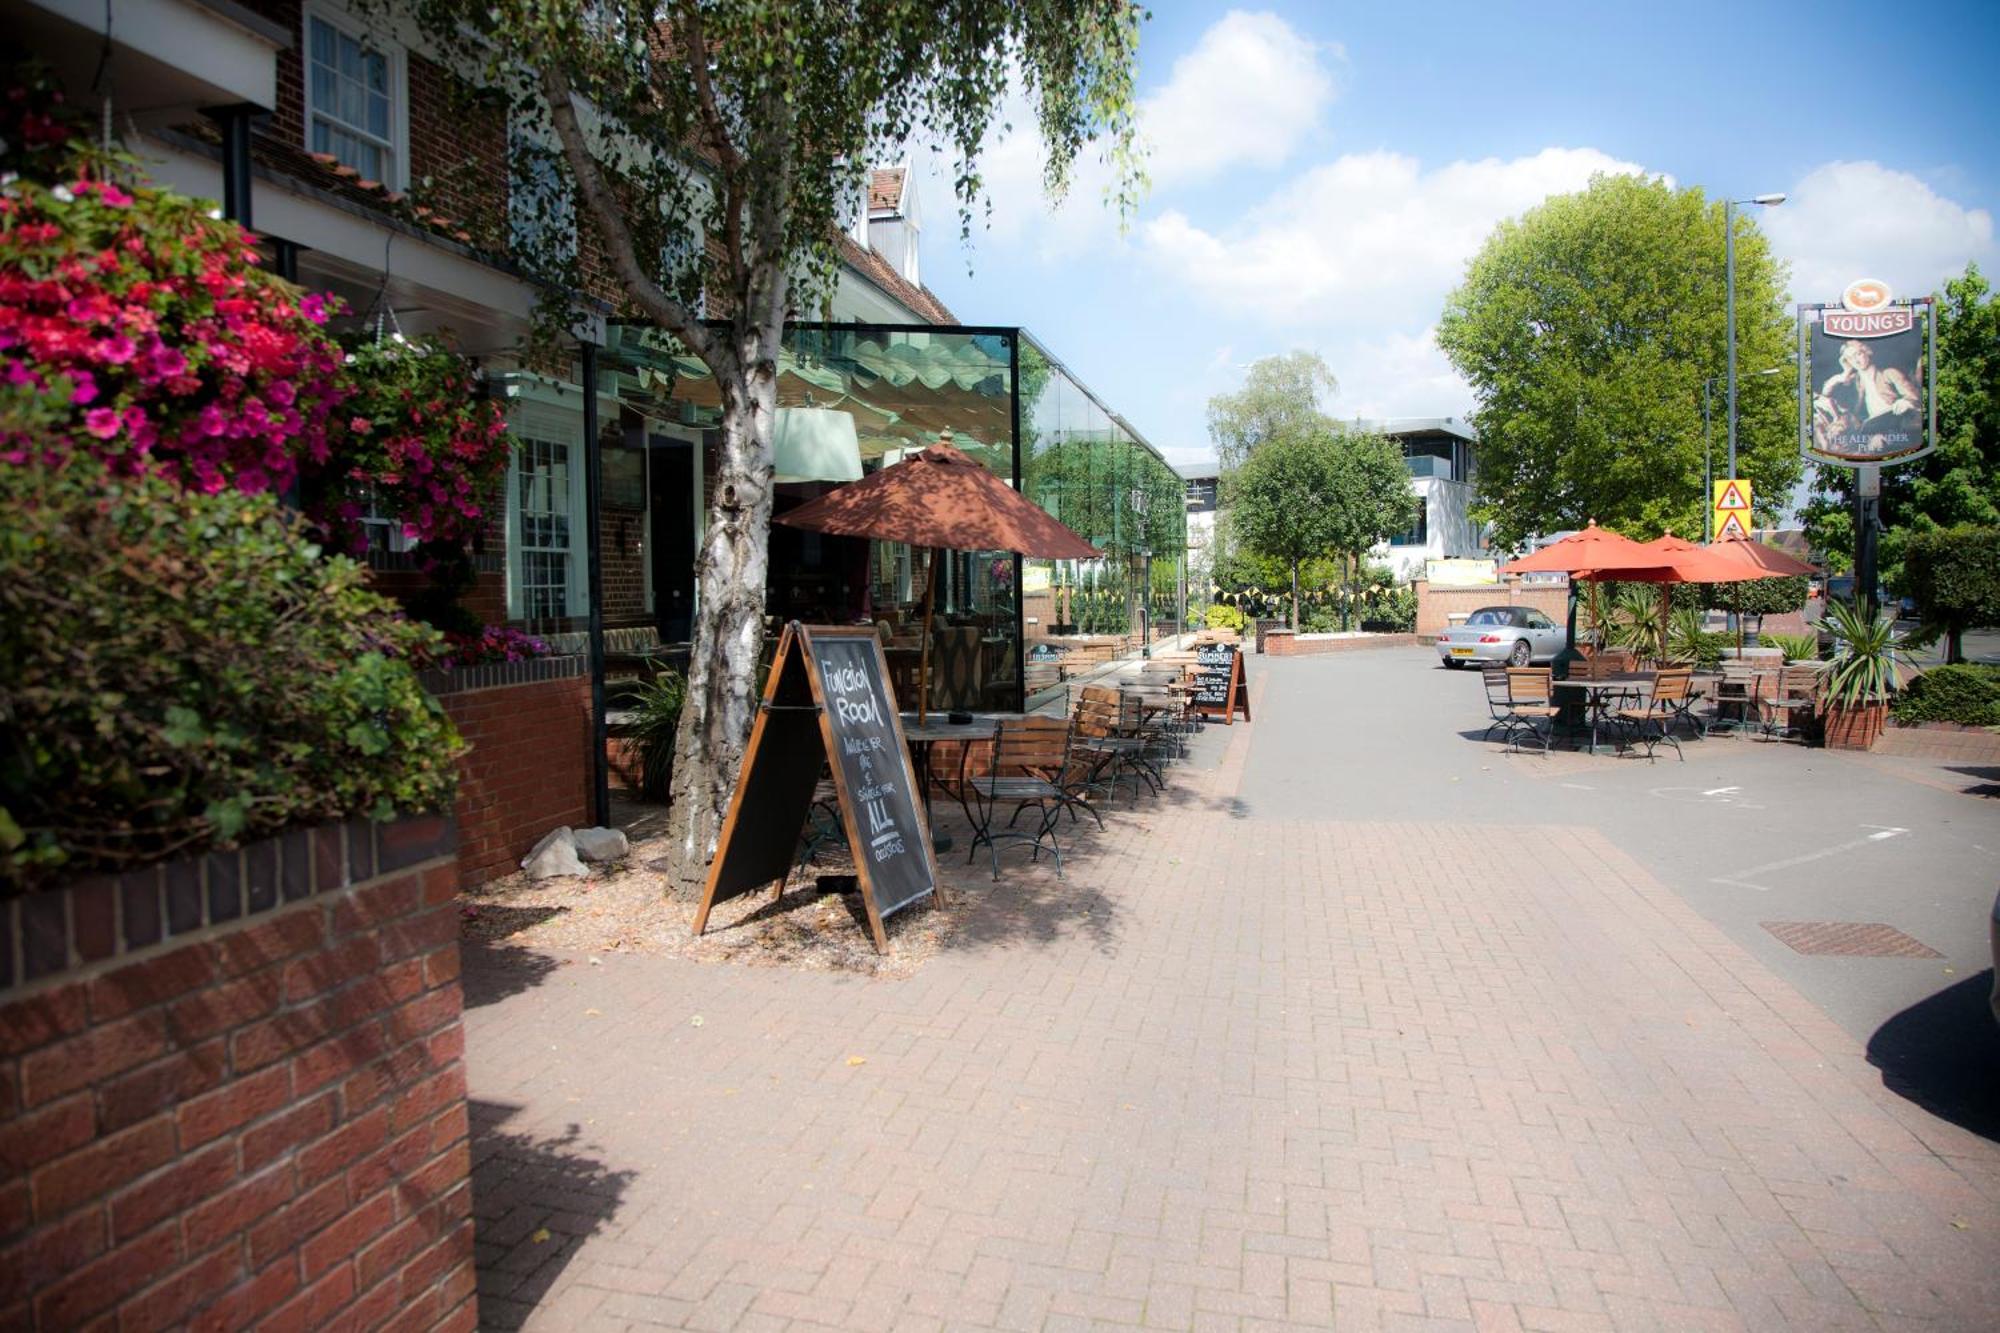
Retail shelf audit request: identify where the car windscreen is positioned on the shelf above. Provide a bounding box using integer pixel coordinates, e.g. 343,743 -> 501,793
1465,610 -> 1512,626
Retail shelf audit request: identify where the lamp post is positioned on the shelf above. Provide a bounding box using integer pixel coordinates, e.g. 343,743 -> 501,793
1703,367 -> 1784,541
1725,193 -> 1786,481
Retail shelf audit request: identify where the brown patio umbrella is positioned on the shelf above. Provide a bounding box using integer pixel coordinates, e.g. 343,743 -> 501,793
777,433 -> 1100,720
1709,534 -> 1820,578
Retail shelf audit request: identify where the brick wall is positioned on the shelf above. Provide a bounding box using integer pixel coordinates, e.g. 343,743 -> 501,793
432,663 -> 593,886
1415,580 -> 1572,637
1265,632 -> 1423,656
0,816 -> 474,1331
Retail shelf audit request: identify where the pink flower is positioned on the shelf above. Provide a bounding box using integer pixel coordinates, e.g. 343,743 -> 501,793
298,293 -> 328,324
93,335 -> 136,364
83,407 -> 121,438
349,415 -> 373,435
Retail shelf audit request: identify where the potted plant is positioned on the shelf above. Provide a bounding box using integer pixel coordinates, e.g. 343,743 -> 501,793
1814,599 -> 1912,750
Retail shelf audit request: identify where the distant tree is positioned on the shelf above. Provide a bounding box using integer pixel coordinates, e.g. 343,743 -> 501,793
1438,174 -> 1797,548
1900,526 -> 2000,663
1805,263 -> 2000,585
1207,351 -> 1338,474
1230,430 -> 1416,630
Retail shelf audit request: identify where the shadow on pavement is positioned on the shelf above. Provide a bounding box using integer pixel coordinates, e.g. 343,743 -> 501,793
470,1099 -> 637,1328
460,931 -> 564,1010
1943,766 -> 2000,798
1866,970 -> 2000,1142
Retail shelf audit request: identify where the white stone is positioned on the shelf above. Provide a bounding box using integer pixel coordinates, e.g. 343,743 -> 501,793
521,826 -> 587,880
571,826 -> 630,863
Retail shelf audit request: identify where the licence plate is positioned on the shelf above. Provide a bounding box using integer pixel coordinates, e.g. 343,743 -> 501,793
1449,647 -> 1474,657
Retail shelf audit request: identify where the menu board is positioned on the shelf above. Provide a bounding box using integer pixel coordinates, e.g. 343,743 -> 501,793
809,633 -> 934,919
1192,642 -> 1250,723
693,623 -> 939,951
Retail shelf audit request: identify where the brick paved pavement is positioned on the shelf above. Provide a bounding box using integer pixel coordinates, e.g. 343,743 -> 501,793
465,684 -> 2000,1330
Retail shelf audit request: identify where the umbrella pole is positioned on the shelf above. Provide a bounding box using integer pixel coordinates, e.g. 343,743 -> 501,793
918,545 -> 939,724
1659,585 -> 1671,667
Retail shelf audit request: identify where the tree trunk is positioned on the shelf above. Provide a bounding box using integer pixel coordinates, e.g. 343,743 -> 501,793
1948,625 -> 1964,664
1290,559 -> 1300,631
664,358 -> 779,896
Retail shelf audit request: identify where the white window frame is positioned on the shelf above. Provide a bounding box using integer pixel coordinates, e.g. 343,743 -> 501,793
504,400 -> 591,621
302,1 -> 409,190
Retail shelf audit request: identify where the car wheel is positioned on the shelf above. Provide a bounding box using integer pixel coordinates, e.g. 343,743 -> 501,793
1508,640 -> 1531,666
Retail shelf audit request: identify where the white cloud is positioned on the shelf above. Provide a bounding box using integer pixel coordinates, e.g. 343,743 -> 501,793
1323,328 -> 1472,423
916,10 -> 1335,260
1143,147 -> 1652,327
1141,11 -> 1336,189
1760,161 -> 1995,303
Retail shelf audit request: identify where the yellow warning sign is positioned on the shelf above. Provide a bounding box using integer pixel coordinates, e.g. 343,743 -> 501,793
1712,479 -> 1752,512
1715,511 -> 1752,540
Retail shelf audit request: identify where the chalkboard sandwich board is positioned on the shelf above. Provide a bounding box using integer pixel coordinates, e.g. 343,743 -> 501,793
692,623 -> 943,952
1192,641 -> 1251,723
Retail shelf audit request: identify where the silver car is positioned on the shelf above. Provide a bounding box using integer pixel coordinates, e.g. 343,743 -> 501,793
1436,606 -> 1568,668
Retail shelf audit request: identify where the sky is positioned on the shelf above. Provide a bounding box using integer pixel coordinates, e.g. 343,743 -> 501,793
910,1 -> 2000,469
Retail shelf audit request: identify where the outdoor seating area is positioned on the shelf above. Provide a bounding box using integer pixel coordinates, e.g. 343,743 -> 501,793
1480,651 -> 1835,761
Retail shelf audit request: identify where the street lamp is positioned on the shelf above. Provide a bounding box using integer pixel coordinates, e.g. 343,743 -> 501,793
1725,192 -> 1786,482
1703,367 -> 1785,540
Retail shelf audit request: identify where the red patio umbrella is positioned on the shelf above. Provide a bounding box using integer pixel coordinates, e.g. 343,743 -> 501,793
1708,534 -> 1819,579
1499,521 -> 1655,575
777,433 -> 1099,720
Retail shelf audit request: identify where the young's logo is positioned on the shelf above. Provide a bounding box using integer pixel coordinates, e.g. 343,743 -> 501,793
1842,278 -> 1893,312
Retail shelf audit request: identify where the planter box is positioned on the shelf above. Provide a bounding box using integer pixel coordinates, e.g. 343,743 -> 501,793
0,816 -> 475,1330
1823,702 -> 1887,750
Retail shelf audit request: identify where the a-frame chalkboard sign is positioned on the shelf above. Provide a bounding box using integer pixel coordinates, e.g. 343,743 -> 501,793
1191,641 -> 1252,724
692,622 -> 942,952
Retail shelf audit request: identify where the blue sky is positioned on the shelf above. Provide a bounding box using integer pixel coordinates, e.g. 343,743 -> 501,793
913,2 -> 2000,467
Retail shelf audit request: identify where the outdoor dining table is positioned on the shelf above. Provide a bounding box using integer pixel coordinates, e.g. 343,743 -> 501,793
899,711 -> 1020,853
1552,673 -> 1655,755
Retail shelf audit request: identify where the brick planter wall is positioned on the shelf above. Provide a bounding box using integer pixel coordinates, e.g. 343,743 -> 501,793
1414,579 -> 1571,637
426,657 -> 592,888
0,816 -> 474,1331
1265,632 -> 1422,656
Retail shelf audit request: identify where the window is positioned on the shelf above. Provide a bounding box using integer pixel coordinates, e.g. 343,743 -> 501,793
304,7 -> 405,187
510,120 -> 577,266
505,403 -> 590,621
1389,506 -> 1428,547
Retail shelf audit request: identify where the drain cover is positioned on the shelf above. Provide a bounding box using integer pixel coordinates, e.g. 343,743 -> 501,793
1762,921 -> 1942,958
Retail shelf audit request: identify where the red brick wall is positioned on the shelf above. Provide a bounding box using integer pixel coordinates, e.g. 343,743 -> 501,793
0,818 -> 473,1331
436,671 -> 592,886
1415,580 -> 1572,637
1265,632 -> 1423,656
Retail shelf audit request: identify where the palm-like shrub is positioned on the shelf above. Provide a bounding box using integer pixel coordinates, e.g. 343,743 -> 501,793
1815,599 -> 1913,710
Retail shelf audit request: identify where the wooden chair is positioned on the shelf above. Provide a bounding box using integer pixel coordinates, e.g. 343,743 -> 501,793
957,717 -> 1086,880
1070,686 -> 1153,803
1711,661 -> 1765,732
1759,664 -> 1822,742
1611,668 -> 1692,761
1503,668 -> 1560,755
1480,665 -> 1518,742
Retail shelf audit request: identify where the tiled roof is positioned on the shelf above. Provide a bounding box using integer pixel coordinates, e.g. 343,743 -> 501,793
836,232 -> 957,326
867,166 -> 906,214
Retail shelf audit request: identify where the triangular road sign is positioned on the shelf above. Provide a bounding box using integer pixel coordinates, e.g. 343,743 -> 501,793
1715,511 -> 1752,540
1713,480 -> 1751,512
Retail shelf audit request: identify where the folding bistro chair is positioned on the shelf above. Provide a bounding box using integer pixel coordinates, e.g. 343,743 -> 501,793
1071,686 -> 1154,804
1759,664 -> 1822,742
1503,667 -> 1559,755
1480,665 -> 1519,742
1610,668 -> 1692,762
958,716 -> 1086,880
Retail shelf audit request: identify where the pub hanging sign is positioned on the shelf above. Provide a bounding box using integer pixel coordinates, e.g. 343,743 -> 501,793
1797,279 -> 1937,469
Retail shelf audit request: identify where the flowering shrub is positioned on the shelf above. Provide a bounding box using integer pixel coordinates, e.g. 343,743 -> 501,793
0,169 -> 349,497
0,459 -> 462,890
334,335 -> 511,549
423,625 -> 549,669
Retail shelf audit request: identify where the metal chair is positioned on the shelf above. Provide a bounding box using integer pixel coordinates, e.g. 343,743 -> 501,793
957,717 -> 1085,880
1503,667 -> 1560,755
1759,664 -> 1822,742
1480,665 -> 1519,742
1071,686 -> 1155,803
1611,668 -> 1692,761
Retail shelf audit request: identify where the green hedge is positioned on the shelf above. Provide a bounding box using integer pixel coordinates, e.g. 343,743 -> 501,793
1,462 -> 464,890
1891,664 -> 2000,728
